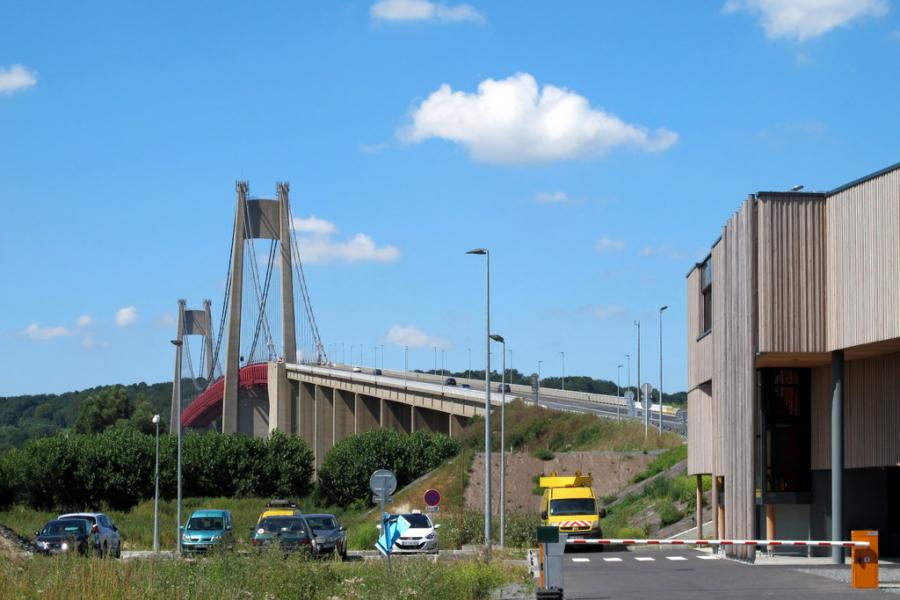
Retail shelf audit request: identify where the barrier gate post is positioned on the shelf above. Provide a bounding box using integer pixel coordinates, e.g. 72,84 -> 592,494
536,526 -> 566,600
851,530 -> 878,589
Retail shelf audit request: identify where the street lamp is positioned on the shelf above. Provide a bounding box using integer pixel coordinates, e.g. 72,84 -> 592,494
635,321 -> 645,438
489,334 -> 507,548
537,360 -> 543,406
433,346 -> 438,377
466,247 -> 492,557
560,351 -> 566,392
441,349 -> 446,377
625,354 -> 631,397
659,305 -> 668,433
404,346 -> 409,375
467,347 -> 472,381
170,338 -> 184,555
152,414 -> 160,553
617,364 -> 623,421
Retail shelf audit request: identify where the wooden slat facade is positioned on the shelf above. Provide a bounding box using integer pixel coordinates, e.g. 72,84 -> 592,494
757,194 -> 827,353
686,384 -> 716,475
686,268 -> 713,388
827,167 -> 900,350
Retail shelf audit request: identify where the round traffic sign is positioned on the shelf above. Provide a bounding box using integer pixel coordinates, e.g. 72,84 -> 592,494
424,488 -> 441,507
369,469 -> 397,496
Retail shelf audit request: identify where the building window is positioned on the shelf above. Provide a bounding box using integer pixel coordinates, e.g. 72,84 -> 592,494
699,258 -> 712,335
760,368 -> 811,496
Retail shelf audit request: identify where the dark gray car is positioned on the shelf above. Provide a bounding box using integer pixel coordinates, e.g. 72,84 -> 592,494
303,513 -> 347,558
58,512 -> 121,558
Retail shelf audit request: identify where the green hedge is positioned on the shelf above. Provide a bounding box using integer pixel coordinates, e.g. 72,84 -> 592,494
316,430 -> 460,507
0,430 -> 313,512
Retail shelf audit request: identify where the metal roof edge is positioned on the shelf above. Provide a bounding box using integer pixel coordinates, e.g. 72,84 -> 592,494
828,161 -> 900,196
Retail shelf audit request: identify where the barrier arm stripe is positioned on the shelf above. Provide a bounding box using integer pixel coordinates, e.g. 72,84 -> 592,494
566,539 -> 870,548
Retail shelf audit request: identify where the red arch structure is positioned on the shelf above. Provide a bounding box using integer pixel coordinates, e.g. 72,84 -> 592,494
181,363 -> 269,428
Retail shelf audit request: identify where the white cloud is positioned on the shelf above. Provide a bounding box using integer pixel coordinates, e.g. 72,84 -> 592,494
723,0 -> 889,41
640,244 -> 686,260
293,215 -> 337,236
157,313 -> 176,327
595,236 -> 627,253
535,191 -> 569,204
0,64 -> 37,96
115,306 -> 138,327
587,305 -> 626,320
385,325 -> 452,349
400,73 -> 678,165
293,215 -> 400,264
22,323 -> 72,341
370,0 -> 485,23
76,314 -> 95,328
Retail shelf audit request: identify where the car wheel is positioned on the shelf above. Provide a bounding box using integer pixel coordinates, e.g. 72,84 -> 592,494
114,542 -> 121,559
102,542 -> 108,557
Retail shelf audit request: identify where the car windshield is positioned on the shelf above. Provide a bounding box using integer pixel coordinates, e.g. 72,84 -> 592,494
187,516 -> 224,531
305,517 -> 337,532
260,518 -> 306,535
402,514 -> 432,528
60,514 -> 96,525
549,499 -> 596,516
42,520 -> 87,535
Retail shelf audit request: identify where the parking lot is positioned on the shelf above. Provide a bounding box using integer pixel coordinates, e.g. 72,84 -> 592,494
561,548 -> 899,599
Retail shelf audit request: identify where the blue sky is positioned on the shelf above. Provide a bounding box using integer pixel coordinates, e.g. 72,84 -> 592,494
2,0 -> 899,396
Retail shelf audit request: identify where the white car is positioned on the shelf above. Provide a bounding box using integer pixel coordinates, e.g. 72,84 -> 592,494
389,513 -> 440,554
352,366 -> 362,373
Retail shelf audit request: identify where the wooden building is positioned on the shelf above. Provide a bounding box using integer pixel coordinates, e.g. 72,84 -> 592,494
686,163 -> 900,560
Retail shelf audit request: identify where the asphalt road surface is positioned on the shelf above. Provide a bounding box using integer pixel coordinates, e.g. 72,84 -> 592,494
561,548 -> 889,599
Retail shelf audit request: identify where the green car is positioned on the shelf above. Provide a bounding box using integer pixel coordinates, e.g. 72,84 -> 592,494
250,516 -> 313,554
181,509 -> 234,554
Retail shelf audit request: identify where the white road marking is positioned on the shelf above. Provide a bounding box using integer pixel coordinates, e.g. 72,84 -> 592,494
697,555 -> 720,560
571,558 -> 590,563
666,556 -> 687,561
602,557 -> 623,562
634,556 -> 655,562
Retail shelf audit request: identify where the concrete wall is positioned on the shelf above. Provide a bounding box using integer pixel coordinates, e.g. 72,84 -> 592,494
237,387 -> 269,437
314,385 -> 334,470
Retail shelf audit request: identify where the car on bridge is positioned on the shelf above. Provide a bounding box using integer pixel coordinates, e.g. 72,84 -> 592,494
181,509 -> 234,554
496,383 -> 511,393
58,511 -> 121,558
444,377 -> 457,386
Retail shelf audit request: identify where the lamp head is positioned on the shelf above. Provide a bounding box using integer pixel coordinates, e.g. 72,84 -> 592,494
489,334 -> 505,343
465,248 -> 488,255
660,305 -> 669,312
152,414 -> 160,424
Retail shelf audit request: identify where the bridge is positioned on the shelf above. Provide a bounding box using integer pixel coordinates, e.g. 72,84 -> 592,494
171,181 -> 683,470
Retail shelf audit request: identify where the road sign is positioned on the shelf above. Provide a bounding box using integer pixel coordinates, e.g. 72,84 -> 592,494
372,494 -> 394,504
425,506 -> 439,513
424,488 -> 441,507
624,391 -> 634,401
369,469 -> 397,496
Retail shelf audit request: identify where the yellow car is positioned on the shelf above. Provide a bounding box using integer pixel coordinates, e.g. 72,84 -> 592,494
256,500 -> 301,526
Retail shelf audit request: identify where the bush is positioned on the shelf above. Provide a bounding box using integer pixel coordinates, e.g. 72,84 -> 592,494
1,430 -> 314,512
656,500 -> 683,527
317,429 -> 460,508
532,448 -> 554,461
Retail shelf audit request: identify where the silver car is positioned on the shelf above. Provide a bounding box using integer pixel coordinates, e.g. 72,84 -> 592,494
303,513 -> 347,558
58,512 -> 122,558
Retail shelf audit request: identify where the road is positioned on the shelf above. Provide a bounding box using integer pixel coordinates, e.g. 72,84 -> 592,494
560,548 -> 889,599
312,363 -> 686,434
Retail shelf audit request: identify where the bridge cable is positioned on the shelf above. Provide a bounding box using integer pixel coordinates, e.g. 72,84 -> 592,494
241,198 -> 276,364
286,200 -> 326,364
209,210 -> 237,383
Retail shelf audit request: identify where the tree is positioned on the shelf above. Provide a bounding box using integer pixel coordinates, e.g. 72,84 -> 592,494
75,387 -> 130,434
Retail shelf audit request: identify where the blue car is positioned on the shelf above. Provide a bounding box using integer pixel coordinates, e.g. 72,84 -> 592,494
181,509 -> 234,554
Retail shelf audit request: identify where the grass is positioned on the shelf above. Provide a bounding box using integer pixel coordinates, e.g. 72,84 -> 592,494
630,445 -> 688,483
0,551 -> 531,600
459,400 -> 683,454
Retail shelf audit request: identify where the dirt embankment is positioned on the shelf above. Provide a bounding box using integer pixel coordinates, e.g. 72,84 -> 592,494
0,524 -> 34,558
465,451 -> 657,513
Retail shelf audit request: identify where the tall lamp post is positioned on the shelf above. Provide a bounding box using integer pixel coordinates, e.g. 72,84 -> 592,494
635,321 -> 645,438
617,364 -> 623,420
152,414 -> 160,553
560,351 -> 566,391
658,305 -> 668,433
537,360 -> 543,406
626,354 -> 631,397
170,338 -> 184,555
466,247 -> 492,557
489,334 -> 506,548
467,347 -> 472,381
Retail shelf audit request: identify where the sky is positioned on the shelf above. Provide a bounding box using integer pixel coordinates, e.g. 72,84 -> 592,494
2,0 -> 899,396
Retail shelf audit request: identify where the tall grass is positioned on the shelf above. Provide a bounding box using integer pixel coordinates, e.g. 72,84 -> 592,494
0,551 -> 530,600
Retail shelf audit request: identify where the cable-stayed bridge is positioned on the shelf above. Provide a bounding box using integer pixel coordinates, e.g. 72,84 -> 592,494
171,181 -> 682,469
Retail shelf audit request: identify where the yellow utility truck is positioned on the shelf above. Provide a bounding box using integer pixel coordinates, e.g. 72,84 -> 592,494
539,471 -> 606,543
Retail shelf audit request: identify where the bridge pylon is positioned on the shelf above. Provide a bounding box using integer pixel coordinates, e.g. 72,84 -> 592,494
222,181 -> 298,434
170,298 -> 215,433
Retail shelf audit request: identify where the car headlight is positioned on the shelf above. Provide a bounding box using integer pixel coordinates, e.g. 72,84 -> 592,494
182,534 -> 190,542
425,533 -> 435,540
38,541 -> 49,549
211,535 -> 221,541
61,542 -> 69,551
